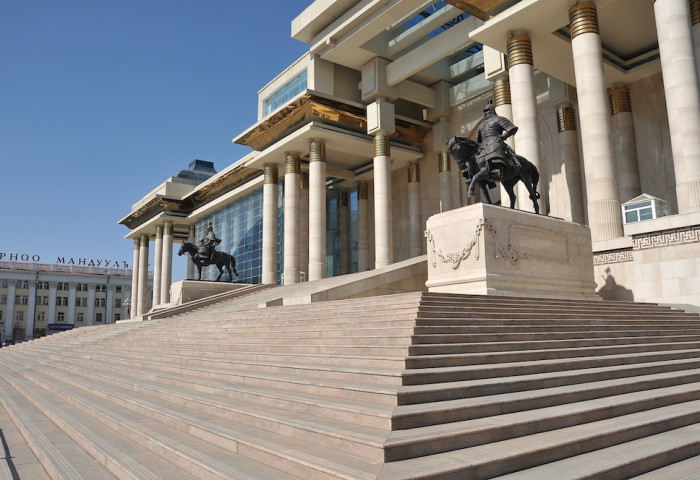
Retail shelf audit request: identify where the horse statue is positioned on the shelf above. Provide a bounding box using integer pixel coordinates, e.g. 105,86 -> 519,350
178,241 -> 239,282
447,135 -> 541,214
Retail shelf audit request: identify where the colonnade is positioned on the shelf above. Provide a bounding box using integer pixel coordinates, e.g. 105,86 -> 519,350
485,0 -> 700,241
261,134 -> 429,286
129,221 -> 173,318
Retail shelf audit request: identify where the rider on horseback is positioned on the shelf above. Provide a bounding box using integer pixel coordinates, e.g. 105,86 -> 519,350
198,223 -> 220,262
469,100 -> 520,197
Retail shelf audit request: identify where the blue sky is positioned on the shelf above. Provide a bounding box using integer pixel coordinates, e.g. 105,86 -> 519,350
1,1 -> 309,281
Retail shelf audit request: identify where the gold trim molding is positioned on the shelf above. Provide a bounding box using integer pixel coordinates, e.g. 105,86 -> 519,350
507,35 -> 533,68
569,1 -> 599,39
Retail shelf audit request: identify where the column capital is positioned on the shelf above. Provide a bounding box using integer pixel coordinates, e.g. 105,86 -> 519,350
285,153 -> 301,174
357,181 -> 368,200
309,140 -> 326,162
373,134 -> 390,157
608,85 -> 632,115
506,34 -> 533,68
557,106 -> 578,132
264,163 -> 278,184
438,152 -> 451,173
408,163 -> 420,183
569,1 -> 599,38
692,0 -> 700,25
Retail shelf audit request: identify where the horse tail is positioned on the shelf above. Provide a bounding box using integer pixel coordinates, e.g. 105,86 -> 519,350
228,253 -> 239,277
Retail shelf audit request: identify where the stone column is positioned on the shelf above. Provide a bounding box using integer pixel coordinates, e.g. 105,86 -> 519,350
67,283 -> 77,326
161,221 -> 173,302
137,234 -> 150,316
299,172 -> 309,282
308,140 -> 327,281
494,77 -> 515,208
87,284 -> 96,326
408,163 -> 423,258
186,225 -> 195,281
339,191 -> 350,275
130,237 -> 140,318
557,105 -> 586,224
26,280 -> 37,339
106,286 -> 114,324
569,2 -> 622,240
4,283 -> 15,341
438,152 -> 452,212
284,153 -> 301,285
373,133 -> 393,268
357,181 -> 370,272
262,163 -> 279,285
655,0 -> 700,213
152,225 -> 163,306
609,86 -> 642,203
507,35 -> 543,212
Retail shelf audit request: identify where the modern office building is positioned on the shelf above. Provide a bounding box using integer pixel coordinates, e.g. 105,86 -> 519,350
0,259 -> 137,342
121,0 -> 700,316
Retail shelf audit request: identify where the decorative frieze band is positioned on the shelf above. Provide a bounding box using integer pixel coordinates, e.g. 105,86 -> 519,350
593,249 -> 633,265
633,226 -> 700,250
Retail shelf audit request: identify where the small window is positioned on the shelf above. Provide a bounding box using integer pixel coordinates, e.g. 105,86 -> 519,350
95,313 -> 103,323
1,280 -> 7,288
57,312 -> 65,322
77,313 -> 84,322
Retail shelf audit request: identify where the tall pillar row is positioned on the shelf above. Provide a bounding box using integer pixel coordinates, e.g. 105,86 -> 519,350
284,153 -> 301,285
507,34 -> 544,213
569,1 -> 622,241
186,225 -> 196,281
556,105 -> 586,224
408,163 -> 423,258
130,237 -> 140,318
438,152 -> 452,213
308,140 -> 327,281
609,86 -> 642,203
655,0 -> 700,214
299,173 -> 310,281
161,221 -> 173,303
494,77 -> 515,208
137,234 -> 150,316
262,163 -> 279,285
153,225 -> 163,306
373,133 -> 393,268
357,181 -> 370,272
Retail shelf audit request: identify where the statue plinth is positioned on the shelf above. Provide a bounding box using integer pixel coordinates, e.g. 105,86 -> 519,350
425,204 -> 599,300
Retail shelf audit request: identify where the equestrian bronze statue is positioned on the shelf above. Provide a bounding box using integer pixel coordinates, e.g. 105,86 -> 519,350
177,223 -> 238,281
448,101 -> 541,214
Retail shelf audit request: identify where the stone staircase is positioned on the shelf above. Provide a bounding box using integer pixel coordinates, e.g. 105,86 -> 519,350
2,292 -> 700,479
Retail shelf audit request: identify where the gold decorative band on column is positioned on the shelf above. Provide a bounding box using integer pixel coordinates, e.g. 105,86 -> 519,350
438,151 -> 451,173
691,0 -> 700,26
264,164 -> 278,184
339,190 -> 348,207
608,86 -> 632,115
285,153 -> 300,174
569,1 -> 599,39
357,181 -> 368,200
300,172 -> 309,190
557,106 -> 577,132
163,221 -> 172,235
155,224 -> 163,237
494,78 -> 512,107
506,35 -> 533,68
309,140 -> 326,163
374,134 -> 390,157
408,163 -> 420,183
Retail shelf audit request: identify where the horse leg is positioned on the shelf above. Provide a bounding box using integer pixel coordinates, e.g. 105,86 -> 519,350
216,264 -> 224,281
468,169 -> 489,198
197,264 -> 203,281
503,183 -> 517,209
521,172 -> 541,214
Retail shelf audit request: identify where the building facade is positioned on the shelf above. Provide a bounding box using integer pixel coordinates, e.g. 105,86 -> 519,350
0,260 -> 136,342
122,0 -> 700,313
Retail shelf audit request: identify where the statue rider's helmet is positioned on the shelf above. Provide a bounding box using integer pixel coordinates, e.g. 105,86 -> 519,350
484,100 -> 496,116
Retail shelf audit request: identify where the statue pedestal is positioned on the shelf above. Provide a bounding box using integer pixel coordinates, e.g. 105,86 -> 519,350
425,203 -> 599,300
168,280 -> 249,306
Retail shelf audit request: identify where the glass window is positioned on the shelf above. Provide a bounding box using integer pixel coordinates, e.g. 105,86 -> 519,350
95,313 -> 103,323
1,280 -> 7,288
263,70 -> 307,116
0,295 -> 5,304
57,312 -> 64,322
115,298 -> 122,308
16,311 -> 24,322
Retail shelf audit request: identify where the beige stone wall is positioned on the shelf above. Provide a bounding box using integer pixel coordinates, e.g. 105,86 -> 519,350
594,213 -> 700,308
